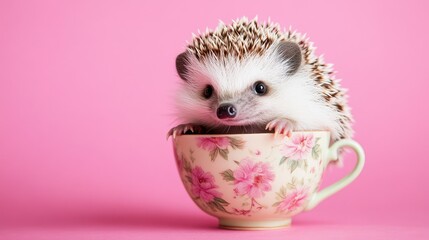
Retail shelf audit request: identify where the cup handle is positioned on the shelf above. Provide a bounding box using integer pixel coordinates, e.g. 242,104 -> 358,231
305,139 -> 365,211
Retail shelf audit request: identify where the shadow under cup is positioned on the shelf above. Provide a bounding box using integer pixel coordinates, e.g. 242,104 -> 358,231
172,131 -> 365,230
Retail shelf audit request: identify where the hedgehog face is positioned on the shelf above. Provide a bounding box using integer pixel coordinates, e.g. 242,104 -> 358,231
175,41 -> 303,128
173,17 -> 353,140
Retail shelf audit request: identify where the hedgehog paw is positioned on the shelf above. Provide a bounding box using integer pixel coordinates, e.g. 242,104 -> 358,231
167,124 -> 202,140
265,118 -> 294,138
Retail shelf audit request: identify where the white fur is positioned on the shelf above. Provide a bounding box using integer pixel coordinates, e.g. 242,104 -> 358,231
174,41 -> 343,140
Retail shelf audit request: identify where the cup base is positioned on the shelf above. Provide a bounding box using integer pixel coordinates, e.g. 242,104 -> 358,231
219,218 -> 292,230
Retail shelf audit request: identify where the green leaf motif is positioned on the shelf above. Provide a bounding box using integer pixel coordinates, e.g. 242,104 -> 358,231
207,202 -> 216,212
272,201 -> 282,207
229,137 -> 246,149
209,148 -> 219,161
279,156 -> 288,165
220,169 -> 235,182
287,182 -> 297,190
275,186 -> 287,203
214,197 -> 229,205
189,149 -> 196,163
312,144 -> 320,159
233,160 -> 240,166
303,160 -> 308,172
219,148 -> 229,160
184,159 -> 192,173
280,186 -> 287,198
210,200 -> 228,213
289,160 -> 299,173
185,175 -> 193,184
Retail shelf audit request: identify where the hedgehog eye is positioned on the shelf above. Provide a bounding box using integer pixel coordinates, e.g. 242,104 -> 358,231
203,85 -> 213,99
253,81 -> 268,96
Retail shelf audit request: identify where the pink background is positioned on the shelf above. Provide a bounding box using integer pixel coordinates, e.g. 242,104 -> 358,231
1,0 -> 428,239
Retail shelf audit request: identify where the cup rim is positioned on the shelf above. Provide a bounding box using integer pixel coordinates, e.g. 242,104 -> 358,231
174,130 -> 330,137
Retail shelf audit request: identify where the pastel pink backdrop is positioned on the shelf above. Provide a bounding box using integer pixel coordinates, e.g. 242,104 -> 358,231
1,0 -> 428,239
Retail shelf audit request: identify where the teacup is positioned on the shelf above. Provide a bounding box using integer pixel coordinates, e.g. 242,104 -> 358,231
172,131 -> 365,230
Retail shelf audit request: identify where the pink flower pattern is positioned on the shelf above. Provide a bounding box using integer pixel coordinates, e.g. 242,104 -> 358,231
190,166 -> 222,203
281,134 -> 315,160
174,133 -> 322,216
197,137 -> 230,151
233,158 -> 275,198
276,189 -> 307,213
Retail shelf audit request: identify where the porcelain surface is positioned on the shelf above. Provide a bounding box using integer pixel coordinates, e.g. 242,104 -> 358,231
172,131 -> 364,230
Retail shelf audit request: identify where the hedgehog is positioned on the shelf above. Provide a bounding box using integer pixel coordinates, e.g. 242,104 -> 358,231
168,17 -> 353,142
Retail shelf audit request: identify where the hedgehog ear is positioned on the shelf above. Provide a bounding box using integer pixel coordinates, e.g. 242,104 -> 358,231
176,52 -> 190,81
277,41 -> 302,76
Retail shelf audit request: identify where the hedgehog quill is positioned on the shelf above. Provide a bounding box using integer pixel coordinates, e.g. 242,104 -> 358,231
168,17 -> 353,142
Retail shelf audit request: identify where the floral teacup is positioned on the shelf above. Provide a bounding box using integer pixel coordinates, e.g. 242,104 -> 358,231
172,131 -> 365,230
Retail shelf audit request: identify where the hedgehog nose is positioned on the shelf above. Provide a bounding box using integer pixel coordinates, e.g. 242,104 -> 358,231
217,103 -> 237,119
